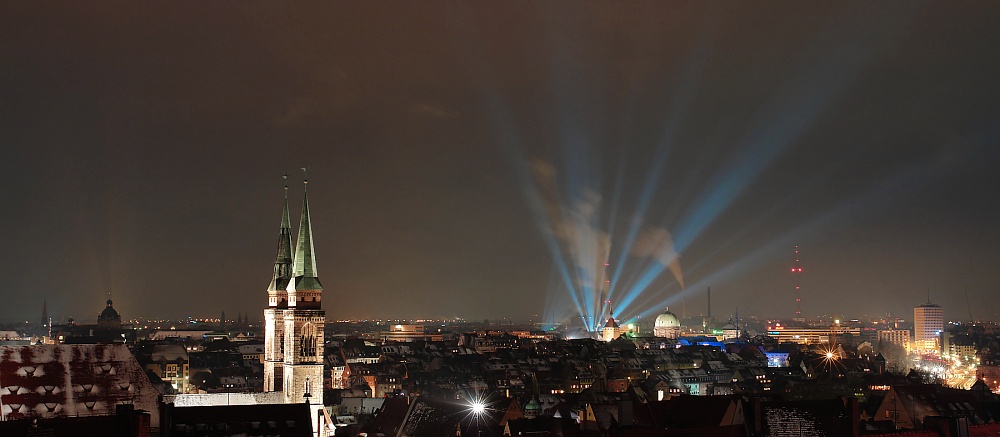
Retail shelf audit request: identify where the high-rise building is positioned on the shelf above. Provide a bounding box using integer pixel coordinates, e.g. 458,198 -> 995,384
913,302 -> 943,351
263,176 -> 325,405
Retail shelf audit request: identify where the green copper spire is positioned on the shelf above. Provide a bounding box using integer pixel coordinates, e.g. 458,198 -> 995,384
290,172 -> 323,291
268,176 -> 295,292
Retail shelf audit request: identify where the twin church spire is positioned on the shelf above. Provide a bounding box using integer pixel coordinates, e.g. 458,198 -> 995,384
268,179 -> 294,294
263,171 -> 327,402
268,173 -> 322,309
291,179 -> 320,287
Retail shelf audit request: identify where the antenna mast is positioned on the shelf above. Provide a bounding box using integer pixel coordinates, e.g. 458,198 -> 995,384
600,261 -> 611,330
791,246 -> 804,322
965,287 -> 973,322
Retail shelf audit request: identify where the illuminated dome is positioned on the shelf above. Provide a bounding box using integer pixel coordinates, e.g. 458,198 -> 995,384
654,308 -> 680,328
653,307 -> 681,339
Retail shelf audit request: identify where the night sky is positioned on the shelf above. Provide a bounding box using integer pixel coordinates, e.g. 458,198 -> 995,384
3,2 -> 1000,324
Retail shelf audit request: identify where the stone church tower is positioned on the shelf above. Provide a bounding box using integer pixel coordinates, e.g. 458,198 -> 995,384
263,181 -> 293,392
264,177 -> 325,404
601,306 -> 622,342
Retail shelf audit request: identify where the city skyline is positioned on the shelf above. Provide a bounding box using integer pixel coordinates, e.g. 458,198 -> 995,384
3,3 -> 1000,323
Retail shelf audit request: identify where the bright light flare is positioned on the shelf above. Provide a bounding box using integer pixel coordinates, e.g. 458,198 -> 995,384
460,387 -> 495,427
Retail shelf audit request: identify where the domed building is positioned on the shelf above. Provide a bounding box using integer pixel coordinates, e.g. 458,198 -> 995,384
653,307 -> 681,339
97,298 -> 122,332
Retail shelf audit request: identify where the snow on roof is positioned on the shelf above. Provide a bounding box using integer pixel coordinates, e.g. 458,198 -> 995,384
0,344 -> 159,426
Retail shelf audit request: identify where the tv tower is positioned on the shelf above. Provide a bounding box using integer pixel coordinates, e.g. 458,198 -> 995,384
791,245 -> 804,322
600,261 -> 611,329
603,262 -> 610,300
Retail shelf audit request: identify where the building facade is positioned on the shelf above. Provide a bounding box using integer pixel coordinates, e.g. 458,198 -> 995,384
765,327 -> 860,345
601,310 -> 622,342
653,308 -> 681,339
913,302 -> 943,351
877,329 -> 911,351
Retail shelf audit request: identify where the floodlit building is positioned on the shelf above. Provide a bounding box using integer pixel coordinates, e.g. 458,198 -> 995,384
877,329 -> 911,351
653,308 -> 681,339
379,324 -> 444,342
263,178 -> 325,405
259,177 -> 333,436
146,343 -> 191,393
913,302 -> 943,351
721,323 -> 739,341
765,326 -> 860,345
601,309 -> 623,342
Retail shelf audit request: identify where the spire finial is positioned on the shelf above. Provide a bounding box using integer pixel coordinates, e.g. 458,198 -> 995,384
269,175 -> 295,295
289,171 -> 321,286
301,167 -> 308,187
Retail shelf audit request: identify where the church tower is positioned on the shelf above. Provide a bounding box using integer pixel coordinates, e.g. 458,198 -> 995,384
281,175 -> 325,404
264,177 -> 295,392
601,305 -> 621,342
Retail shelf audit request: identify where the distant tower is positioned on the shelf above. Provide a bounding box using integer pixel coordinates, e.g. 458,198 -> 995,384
707,286 -> 712,320
791,246 -> 804,322
41,299 -> 48,328
603,262 -> 610,302
704,286 -> 712,333
600,261 -> 610,330
601,304 -> 621,342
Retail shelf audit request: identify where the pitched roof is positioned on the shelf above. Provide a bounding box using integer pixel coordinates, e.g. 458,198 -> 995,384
0,344 -> 160,424
367,397 -> 410,436
397,397 -> 465,437
165,403 -> 313,437
759,399 -> 854,437
646,396 -> 736,428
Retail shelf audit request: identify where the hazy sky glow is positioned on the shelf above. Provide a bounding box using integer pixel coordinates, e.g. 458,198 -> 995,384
3,2 -> 1000,323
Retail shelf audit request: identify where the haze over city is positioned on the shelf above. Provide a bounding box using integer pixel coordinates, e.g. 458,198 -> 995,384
3,2 -> 1000,323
